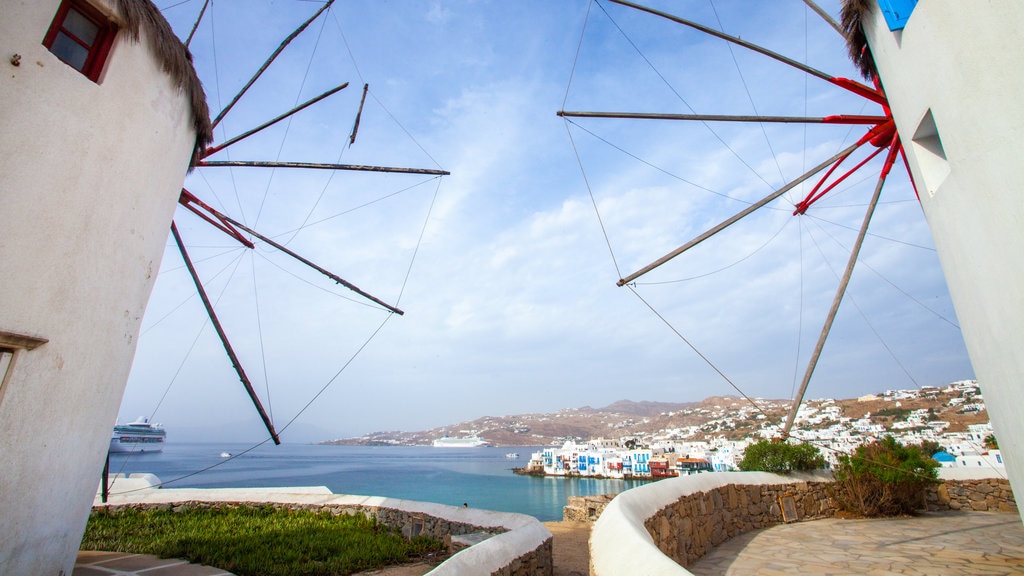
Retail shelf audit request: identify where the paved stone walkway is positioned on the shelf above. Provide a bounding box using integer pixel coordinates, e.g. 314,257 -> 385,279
74,551 -> 233,575
689,512 -> 1024,575
76,512 -> 1024,575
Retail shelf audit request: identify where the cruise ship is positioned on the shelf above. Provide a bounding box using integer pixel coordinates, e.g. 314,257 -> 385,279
109,417 -> 166,453
432,435 -> 489,448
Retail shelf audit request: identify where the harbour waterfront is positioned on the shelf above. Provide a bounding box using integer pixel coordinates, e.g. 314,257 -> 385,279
103,443 -> 645,521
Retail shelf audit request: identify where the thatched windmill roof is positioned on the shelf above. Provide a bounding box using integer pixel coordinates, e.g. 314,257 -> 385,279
840,0 -> 877,79
113,0 -> 212,167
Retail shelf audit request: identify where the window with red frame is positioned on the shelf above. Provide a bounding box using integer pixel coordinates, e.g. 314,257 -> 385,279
43,0 -> 117,82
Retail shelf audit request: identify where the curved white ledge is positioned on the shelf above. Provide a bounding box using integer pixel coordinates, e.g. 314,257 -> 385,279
590,471 -> 830,576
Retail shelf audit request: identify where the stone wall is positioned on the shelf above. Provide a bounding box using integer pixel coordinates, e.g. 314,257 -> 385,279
563,494 -> 616,522
587,472 -> 1016,573
643,480 -> 833,567
927,478 -> 1017,513
570,477 -> 1018,523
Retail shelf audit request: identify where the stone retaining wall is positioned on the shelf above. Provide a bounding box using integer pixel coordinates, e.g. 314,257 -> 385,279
643,480 -> 833,567
569,476 -> 1017,523
588,471 -> 1016,575
927,478 -> 1017,513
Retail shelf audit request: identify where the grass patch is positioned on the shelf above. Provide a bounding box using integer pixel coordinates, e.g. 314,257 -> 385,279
81,505 -> 446,576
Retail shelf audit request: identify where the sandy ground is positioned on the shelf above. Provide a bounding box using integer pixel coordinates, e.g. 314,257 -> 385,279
544,521 -> 592,576
352,521 -> 591,576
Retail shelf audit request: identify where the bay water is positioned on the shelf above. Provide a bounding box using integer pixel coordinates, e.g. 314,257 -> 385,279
105,443 -> 645,521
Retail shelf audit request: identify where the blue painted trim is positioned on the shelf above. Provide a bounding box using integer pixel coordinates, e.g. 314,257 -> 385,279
878,0 -> 918,31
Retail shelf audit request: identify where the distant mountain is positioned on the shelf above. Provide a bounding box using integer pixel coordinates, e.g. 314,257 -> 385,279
598,399 -> 700,417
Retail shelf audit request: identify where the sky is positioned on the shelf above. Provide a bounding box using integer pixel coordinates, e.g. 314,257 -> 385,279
120,0 -> 974,443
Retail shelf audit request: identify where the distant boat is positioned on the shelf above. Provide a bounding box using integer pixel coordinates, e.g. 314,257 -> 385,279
109,417 -> 165,453
432,435 -> 489,448
220,452 -> 232,458
506,452 -> 520,459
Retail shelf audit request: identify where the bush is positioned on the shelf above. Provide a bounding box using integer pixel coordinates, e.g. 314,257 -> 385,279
830,435 -> 939,517
737,440 -> 826,473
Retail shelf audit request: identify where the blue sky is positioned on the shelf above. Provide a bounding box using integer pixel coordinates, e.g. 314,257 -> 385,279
120,0 -> 973,443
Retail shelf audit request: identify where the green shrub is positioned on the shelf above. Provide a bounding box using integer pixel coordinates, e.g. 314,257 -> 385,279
737,439 -> 826,473
830,435 -> 939,517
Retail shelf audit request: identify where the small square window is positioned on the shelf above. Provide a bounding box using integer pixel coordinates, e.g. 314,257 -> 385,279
43,0 -> 117,82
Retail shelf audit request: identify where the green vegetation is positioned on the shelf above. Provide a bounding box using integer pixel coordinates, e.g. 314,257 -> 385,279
737,440 -> 826,474
81,505 -> 445,576
985,434 -> 999,449
830,435 -> 939,517
873,407 -> 910,420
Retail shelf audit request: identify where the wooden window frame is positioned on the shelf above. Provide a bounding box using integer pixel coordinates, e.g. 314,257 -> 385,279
42,0 -> 118,82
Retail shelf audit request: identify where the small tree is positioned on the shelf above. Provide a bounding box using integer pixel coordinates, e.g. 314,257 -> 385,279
984,434 -> 999,450
830,435 -> 938,517
917,439 -> 941,458
738,439 -> 826,474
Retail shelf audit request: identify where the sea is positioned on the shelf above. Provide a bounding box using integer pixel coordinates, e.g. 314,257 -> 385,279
104,443 -> 646,522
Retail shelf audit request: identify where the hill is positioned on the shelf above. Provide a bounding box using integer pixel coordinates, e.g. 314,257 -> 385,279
321,382 -> 988,447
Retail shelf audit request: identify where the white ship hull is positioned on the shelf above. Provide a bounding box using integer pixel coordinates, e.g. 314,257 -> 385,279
432,436 -> 488,448
109,417 -> 166,453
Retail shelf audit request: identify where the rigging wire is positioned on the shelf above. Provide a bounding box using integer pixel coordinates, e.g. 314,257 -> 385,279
803,218 -> 921,388
636,216 -> 794,285
592,0 -> 778,193
806,212 -> 936,251
139,245 -> 248,336
562,0 -> 594,111
111,249 -> 249,489
250,251 -> 274,424
251,250 -> 389,310
564,119 -> 792,211
708,0 -> 787,188
109,314 -> 394,495
626,284 -> 771,420
330,7 -> 443,170
805,216 -> 959,328
396,177 -> 443,306
790,217 -> 806,401
286,176 -> 442,232
253,3 -> 331,231
564,120 -> 622,280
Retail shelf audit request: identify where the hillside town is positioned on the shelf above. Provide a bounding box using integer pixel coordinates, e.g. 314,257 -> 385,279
518,380 -> 1002,479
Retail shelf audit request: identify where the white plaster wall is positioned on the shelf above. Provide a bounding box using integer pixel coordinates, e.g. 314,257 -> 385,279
860,2 -> 1024,524
0,1 -> 196,573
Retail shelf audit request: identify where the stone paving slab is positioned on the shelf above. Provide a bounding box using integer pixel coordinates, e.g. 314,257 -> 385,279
688,512 -> 1024,575
74,551 -> 234,576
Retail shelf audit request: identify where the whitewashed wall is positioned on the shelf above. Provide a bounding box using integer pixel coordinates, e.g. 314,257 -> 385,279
861,1 -> 1024,525
0,0 -> 196,573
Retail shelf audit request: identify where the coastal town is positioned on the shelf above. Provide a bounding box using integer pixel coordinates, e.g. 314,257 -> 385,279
330,380 -> 1002,479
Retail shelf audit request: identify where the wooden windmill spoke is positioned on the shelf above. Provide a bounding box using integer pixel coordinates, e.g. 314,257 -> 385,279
222,216 -> 406,316
178,190 -> 405,315
606,0 -> 882,102
558,110 -> 887,125
170,221 -> 282,445
197,160 -> 450,176
211,0 -> 336,129
802,0 -> 844,36
617,142 -> 859,286
203,82 -> 350,158
782,133 -> 904,438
